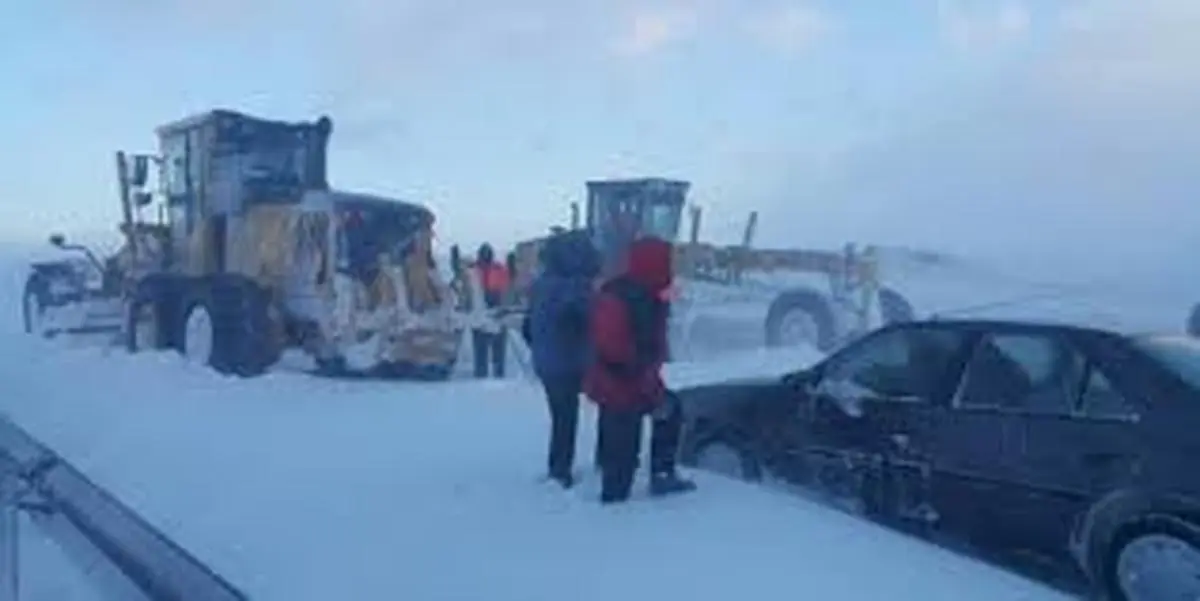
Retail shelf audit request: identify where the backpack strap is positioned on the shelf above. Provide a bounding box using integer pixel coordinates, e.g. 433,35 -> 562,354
599,277 -> 666,375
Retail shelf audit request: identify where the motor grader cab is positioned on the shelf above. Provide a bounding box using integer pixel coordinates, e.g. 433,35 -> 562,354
508,178 -> 688,300
542,176 -> 916,354
93,110 -> 462,378
584,178 -> 688,275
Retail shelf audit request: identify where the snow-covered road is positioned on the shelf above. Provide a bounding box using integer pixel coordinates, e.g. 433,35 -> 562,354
3,244 -> 1142,600
0,327 -> 1070,601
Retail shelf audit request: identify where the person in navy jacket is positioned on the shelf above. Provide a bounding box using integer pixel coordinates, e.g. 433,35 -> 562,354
526,230 -> 601,488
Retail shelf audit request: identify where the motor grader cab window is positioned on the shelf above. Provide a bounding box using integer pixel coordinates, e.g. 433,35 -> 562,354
643,201 -> 683,241
157,130 -> 196,240
589,186 -> 683,242
208,113 -> 331,207
163,136 -> 189,198
235,131 -> 304,190
586,178 -> 688,272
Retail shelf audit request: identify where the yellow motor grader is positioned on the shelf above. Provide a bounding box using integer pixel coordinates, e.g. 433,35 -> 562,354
22,110 -> 463,379
509,178 -> 916,356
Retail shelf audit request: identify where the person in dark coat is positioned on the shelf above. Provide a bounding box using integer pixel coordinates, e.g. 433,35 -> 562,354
585,236 -> 696,504
526,231 -> 601,488
473,243 -> 511,378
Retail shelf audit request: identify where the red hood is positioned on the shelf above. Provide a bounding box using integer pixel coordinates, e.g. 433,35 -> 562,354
625,237 -> 673,293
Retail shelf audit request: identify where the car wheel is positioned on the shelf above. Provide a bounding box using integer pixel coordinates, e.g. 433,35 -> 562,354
693,438 -> 761,482
1104,515 -> 1200,601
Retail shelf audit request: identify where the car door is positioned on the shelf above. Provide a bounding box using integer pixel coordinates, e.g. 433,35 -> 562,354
930,327 -> 1035,546
803,325 -> 971,517
936,327 -> 1141,555
1011,334 -> 1144,555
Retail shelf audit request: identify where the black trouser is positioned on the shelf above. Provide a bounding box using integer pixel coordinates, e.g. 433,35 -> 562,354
472,328 -> 507,378
597,395 -> 683,502
542,374 -> 582,480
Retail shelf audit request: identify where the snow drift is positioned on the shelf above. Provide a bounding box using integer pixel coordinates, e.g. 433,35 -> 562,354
0,318 -> 1069,601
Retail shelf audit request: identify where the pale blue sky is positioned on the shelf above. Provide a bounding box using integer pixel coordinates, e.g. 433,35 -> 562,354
2,0 -> 1197,281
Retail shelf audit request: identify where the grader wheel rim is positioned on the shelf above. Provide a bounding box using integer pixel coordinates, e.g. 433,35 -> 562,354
129,303 -> 159,350
777,309 -> 820,347
183,305 -> 215,365
24,292 -> 44,336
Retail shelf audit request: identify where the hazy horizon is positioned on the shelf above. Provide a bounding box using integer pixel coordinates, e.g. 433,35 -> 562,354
3,0 -> 1197,290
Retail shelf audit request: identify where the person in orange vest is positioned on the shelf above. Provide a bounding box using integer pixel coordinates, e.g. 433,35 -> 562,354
473,243 -> 511,378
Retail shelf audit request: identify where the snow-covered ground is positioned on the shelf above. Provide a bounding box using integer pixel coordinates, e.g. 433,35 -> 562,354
16,513 -> 105,601
0,336 -> 1068,601
0,245 -> 1152,601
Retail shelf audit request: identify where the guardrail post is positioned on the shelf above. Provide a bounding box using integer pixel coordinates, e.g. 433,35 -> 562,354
0,416 -> 250,601
0,461 -> 20,601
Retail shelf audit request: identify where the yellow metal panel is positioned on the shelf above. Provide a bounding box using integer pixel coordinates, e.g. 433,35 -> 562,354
237,205 -> 299,289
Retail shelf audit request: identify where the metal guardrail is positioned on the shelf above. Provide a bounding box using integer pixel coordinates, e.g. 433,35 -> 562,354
0,415 -> 249,601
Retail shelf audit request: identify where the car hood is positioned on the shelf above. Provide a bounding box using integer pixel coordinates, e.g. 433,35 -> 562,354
674,375 -> 784,420
717,375 -> 783,387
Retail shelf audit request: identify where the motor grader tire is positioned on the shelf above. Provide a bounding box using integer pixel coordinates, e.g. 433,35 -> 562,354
879,286 -> 916,325
125,275 -> 184,353
765,289 -> 836,352
178,277 -> 281,377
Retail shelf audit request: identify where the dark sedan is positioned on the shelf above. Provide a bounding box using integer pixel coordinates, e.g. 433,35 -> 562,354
678,319 -> 1200,601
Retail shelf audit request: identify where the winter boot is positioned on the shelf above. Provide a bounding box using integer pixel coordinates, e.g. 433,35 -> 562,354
549,471 -> 575,490
600,465 -> 636,504
600,490 -> 631,505
649,471 -> 697,497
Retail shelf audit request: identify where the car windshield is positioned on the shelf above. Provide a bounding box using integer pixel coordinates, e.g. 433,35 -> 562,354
1135,336 -> 1200,390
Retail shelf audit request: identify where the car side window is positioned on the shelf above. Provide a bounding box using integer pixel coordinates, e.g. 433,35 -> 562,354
1079,367 -> 1137,419
956,332 -> 1083,414
822,328 -> 964,402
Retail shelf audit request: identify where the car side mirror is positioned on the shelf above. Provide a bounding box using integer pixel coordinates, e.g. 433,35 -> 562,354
49,233 -> 66,248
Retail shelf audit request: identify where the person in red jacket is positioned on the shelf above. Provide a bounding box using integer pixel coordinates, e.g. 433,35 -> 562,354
585,236 -> 697,504
472,243 -> 511,378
